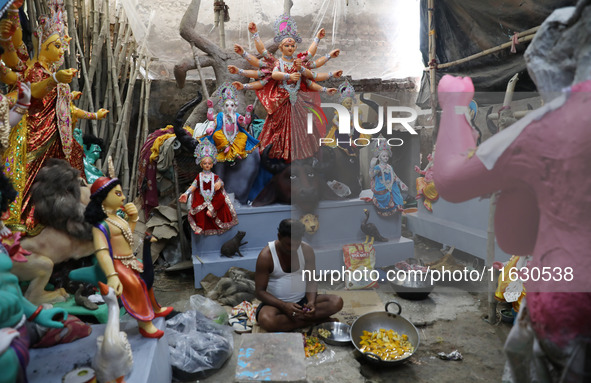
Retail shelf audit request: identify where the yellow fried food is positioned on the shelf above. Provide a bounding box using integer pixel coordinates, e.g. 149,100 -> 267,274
318,328 -> 331,338
358,329 -> 414,361
304,335 -> 326,358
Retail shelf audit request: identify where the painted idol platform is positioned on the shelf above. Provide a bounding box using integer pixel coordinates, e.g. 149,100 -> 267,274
191,198 -> 414,286
27,318 -> 171,382
406,196 -> 511,262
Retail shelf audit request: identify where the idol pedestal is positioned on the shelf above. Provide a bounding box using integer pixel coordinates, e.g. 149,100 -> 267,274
191,198 -> 414,286
27,317 -> 171,383
406,196 -> 511,262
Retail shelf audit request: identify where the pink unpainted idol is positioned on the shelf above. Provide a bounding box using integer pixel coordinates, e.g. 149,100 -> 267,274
433,74 -> 591,347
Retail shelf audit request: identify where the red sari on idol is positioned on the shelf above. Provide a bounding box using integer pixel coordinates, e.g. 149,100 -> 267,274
256,59 -> 325,163
4,62 -> 85,230
187,172 -> 238,235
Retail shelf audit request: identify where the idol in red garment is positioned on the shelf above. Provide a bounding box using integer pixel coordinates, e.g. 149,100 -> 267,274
179,139 -> 238,235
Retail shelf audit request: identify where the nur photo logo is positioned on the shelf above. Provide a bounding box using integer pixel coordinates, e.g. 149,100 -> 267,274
308,103 -> 418,147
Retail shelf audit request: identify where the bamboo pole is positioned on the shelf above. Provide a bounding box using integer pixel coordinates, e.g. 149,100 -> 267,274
95,55 -> 111,172
33,0 -> 45,18
132,67 -> 153,195
106,47 -> 123,124
192,46 -> 210,99
129,59 -> 153,199
117,16 -> 154,190
114,20 -> 127,70
65,0 -> 78,89
33,0 -> 42,24
107,21 -> 124,121
116,24 -> 132,79
115,56 -> 140,186
109,46 -> 146,186
116,30 -> 134,101
80,0 -> 110,131
427,0 -> 437,131
119,42 -> 134,101
110,0 -> 128,178
518,26 -> 540,37
112,2 -> 123,52
26,0 -> 37,36
172,157 -> 191,259
129,61 -> 147,199
87,0 -> 102,83
120,131 -> 130,195
80,0 -> 88,69
78,0 -> 91,130
218,8 -> 226,49
485,73 -> 519,325
88,0 -> 94,41
485,198 -> 498,324
75,36 -> 98,136
429,34 -> 536,71
99,45 -> 110,133
102,7 -> 126,176
75,0 -> 84,63
140,64 -> 152,154
94,49 -> 103,124
102,49 -> 114,143
84,0 -> 91,64
80,0 -> 106,132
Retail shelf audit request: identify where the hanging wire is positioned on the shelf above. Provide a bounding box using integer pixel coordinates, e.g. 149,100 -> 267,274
310,0 -> 330,39
238,0 -> 242,43
246,0 -> 252,51
331,0 -> 338,47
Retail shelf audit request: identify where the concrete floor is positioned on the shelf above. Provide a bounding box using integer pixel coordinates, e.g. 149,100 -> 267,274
153,233 -> 512,383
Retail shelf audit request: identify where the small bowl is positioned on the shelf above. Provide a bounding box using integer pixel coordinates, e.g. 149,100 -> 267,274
500,309 -> 515,324
385,267 -> 434,300
316,322 -> 352,346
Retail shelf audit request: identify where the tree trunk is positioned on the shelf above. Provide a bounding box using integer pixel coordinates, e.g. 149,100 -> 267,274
178,0 -> 259,125
284,0 -> 293,15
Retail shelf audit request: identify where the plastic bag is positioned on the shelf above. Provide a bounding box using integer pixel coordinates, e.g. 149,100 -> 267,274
193,120 -> 214,138
343,243 -> 378,289
166,310 -> 234,380
188,294 -> 228,325
304,348 -> 336,367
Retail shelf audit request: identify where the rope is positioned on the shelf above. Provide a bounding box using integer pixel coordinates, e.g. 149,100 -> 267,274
510,32 -> 519,53
214,1 -> 230,22
310,0 -> 330,40
331,0 -> 338,47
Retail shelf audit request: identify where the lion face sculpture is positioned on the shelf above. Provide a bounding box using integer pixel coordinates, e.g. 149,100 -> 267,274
300,213 -> 319,235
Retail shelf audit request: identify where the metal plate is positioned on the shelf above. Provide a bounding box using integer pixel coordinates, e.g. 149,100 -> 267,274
316,322 -> 352,346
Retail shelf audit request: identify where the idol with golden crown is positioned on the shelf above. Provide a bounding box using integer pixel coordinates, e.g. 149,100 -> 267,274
0,0 -> 107,231
228,15 -> 343,162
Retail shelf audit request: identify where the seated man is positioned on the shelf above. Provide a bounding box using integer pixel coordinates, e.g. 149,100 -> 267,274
255,219 -> 343,332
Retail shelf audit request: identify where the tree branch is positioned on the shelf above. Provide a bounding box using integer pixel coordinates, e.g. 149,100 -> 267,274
179,0 -> 228,60
173,54 -> 215,88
